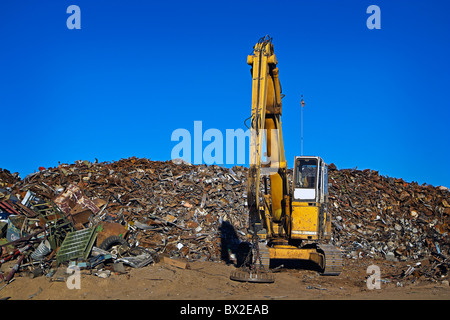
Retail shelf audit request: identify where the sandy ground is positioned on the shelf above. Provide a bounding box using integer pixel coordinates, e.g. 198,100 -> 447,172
1,257 -> 450,303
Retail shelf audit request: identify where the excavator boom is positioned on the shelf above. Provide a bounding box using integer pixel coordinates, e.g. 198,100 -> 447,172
247,36 -> 288,235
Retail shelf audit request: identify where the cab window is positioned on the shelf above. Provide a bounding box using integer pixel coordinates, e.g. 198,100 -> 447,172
295,158 -> 317,189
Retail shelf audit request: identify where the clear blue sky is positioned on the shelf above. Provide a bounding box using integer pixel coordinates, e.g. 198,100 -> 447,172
1,0 -> 449,187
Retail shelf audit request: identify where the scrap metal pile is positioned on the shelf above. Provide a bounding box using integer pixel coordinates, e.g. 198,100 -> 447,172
0,158 -> 449,283
327,164 -> 450,281
0,158 -> 249,282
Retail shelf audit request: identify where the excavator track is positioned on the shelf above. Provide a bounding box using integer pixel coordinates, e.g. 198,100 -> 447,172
317,244 -> 343,276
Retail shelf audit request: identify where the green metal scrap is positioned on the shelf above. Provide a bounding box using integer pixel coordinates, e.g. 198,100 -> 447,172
56,227 -> 98,265
31,201 -> 74,250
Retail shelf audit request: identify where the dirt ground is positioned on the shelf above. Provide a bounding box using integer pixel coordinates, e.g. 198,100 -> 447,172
1,257 -> 450,302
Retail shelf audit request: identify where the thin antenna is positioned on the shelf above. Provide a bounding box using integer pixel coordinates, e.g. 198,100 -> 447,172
301,95 -> 305,156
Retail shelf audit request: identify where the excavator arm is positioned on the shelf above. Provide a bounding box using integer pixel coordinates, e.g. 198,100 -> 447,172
246,36 -> 289,236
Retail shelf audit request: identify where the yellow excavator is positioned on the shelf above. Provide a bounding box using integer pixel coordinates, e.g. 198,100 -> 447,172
230,36 -> 342,283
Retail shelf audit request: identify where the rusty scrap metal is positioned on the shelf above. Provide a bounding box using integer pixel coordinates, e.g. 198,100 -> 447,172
0,157 -> 447,283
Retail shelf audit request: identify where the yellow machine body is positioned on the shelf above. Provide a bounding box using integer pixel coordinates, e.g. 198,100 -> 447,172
290,203 -> 320,240
245,36 -> 341,276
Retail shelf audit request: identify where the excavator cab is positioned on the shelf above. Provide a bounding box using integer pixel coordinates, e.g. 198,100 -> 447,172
290,156 -> 331,242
